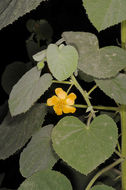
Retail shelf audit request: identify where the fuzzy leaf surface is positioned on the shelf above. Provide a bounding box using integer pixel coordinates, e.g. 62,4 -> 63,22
62,32 -> 126,79
83,0 -> 126,31
52,115 -> 118,175
95,73 -> 126,104
20,125 -> 58,178
0,0 -> 46,30
18,170 -> 72,190
0,104 -> 46,159
9,66 -> 52,116
47,44 -> 78,81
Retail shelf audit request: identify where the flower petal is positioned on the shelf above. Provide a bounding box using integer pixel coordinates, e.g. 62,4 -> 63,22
63,105 -> 76,114
53,105 -> 63,115
55,88 -> 67,99
47,95 -> 59,106
65,93 -> 77,105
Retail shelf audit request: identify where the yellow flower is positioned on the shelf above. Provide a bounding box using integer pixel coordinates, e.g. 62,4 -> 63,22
47,88 -> 77,115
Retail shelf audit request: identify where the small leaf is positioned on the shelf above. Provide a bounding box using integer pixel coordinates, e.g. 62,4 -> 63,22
0,104 -> 47,159
1,61 -> 27,94
33,49 -> 46,62
20,125 -> 58,178
9,66 -> 52,116
91,184 -> 115,190
95,73 -> 126,105
37,61 -> 45,70
62,32 -> 126,79
83,0 -> 126,31
52,115 -> 118,175
18,170 -> 72,190
47,44 -> 78,81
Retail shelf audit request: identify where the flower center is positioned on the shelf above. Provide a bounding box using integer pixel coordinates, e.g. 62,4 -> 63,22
57,99 -> 66,108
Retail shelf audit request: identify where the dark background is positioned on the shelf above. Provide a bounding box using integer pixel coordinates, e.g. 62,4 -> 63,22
0,0 -> 120,189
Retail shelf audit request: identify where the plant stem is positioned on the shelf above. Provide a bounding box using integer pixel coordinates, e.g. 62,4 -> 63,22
52,80 -> 72,84
71,75 -> 95,117
121,21 -> 126,49
120,105 -> 126,190
115,149 -> 122,158
74,104 -> 119,112
88,85 -> 97,96
121,20 -> 126,190
85,158 -> 124,190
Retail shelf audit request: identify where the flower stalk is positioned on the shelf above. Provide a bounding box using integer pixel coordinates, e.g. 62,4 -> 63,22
71,75 -> 95,118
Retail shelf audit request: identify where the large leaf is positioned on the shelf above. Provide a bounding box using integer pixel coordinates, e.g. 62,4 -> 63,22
95,73 -> 126,105
0,104 -> 46,159
18,170 -> 72,190
83,0 -> 126,31
62,32 -> 126,79
1,61 -> 27,94
47,44 -> 78,81
0,0 -> 46,30
91,184 -> 115,190
52,115 -> 118,175
20,125 -> 58,178
9,66 -> 52,116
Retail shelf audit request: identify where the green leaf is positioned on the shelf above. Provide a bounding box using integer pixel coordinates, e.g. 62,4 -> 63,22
0,104 -> 46,159
20,125 -> 58,178
52,115 -> 118,175
1,61 -> 27,94
9,66 -> 52,116
0,0 -> 46,30
78,70 -> 94,83
36,19 -> 53,42
83,0 -> 126,31
91,184 -> 115,190
95,73 -> 126,105
18,170 -> 72,190
62,32 -> 126,79
47,44 -> 78,81
33,49 -> 46,62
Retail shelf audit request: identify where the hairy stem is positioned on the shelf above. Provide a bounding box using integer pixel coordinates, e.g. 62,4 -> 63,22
74,104 -> 119,112
71,75 -> 95,117
121,20 -> 126,190
120,105 -> 126,190
52,80 -> 72,84
85,158 -> 124,190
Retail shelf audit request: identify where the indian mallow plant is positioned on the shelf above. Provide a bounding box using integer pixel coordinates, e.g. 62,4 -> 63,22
1,1 -> 126,190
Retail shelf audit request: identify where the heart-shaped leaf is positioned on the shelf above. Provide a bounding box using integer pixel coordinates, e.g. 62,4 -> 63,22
18,170 -> 72,190
20,125 -> 58,178
91,184 -> 115,190
95,73 -> 126,105
52,115 -> 118,175
0,104 -> 46,159
62,32 -> 126,79
9,66 -> 52,116
83,0 -> 126,31
47,44 -> 78,81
